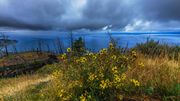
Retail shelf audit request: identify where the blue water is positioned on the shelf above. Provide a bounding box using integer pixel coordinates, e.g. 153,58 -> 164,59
2,31 -> 180,53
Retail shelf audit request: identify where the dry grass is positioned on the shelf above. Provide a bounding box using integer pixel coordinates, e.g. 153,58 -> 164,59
126,53 -> 180,94
0,74 -> 51,98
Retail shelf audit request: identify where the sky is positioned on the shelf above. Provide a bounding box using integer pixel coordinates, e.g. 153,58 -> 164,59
0,0 -> 180,31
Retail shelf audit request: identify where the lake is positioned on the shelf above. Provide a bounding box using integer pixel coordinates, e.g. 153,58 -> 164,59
2,31 -> 180,53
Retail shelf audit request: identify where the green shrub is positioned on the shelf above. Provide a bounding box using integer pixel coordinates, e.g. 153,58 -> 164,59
72,37 -> 86,56
49,44 -> 143,101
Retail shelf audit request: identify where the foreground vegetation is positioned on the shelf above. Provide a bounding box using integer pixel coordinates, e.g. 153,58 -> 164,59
0,39 -> 180,101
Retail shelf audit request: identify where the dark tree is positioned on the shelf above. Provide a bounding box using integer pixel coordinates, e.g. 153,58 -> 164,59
0,34 -> 18,56
72,37 -> 86,56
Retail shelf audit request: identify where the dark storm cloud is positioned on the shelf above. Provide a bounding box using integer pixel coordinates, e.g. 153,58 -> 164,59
0,0 -> 180,30
76,0 -> 135,30
0,0 -> 67,30
137,0 -> 180,21
0,16 -> 51,30
61,0 -> 135,30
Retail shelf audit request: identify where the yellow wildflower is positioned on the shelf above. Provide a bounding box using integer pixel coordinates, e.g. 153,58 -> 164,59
121,73 -> 126,81
88,52 -> 93,56
99,48 -> 107,55
112,66 -> 118,74
114,75 -> 121,83
130,79 -> 140,87
80,57 -> 87,63
93,55 -> 97,60
111,55 -> 117,60
60,53 -> 66,59
67,48 -> 71,52
102,48 -> 107,52
100,79 -> 112,89
100,80 -> 107,89
88,73 -> 97,81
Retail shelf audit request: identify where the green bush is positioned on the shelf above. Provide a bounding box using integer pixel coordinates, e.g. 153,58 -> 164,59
72,37 -> 86,56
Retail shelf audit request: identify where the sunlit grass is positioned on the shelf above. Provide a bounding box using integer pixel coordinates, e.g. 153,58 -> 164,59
0,74 -> 50,100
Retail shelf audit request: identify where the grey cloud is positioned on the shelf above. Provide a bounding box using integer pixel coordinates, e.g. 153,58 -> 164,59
0,0 -> 67,30
0,0 -> 180,30
137,0 -> 180,21
80,0 -> 135,29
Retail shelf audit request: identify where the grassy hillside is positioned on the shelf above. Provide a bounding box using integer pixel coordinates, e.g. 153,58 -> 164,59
0,41 -> 180,101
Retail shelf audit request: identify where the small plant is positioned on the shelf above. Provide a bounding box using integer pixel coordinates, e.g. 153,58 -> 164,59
72,37 -> 86,56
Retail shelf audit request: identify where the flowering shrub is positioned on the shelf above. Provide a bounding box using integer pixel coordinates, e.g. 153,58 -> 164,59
51,43 -> 142,101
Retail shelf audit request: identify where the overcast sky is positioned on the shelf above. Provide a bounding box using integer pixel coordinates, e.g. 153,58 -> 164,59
0,0 -> 180,31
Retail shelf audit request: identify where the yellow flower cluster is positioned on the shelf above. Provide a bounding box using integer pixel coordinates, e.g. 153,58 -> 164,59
111,66 -> 127,88
88,73 -> 97,81
100,79 -> 112,89
87,52 -> 97,59
92,55 -> 97,60
121,73 -> 126,81
87,52 -> 93,56
130,79 -> 140,87
60,53 -> 66,60
76,57 -> 87,63
114,75 -> 121,83
80,57 -> 87,63
113,74 -> 126,88
50,42 -> 142,100
112,66 -> 118,74
99,48 -> 107,55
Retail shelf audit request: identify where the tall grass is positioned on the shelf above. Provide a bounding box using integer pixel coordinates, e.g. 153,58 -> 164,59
126,54 -> 180,100
135,38 -> 180,60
